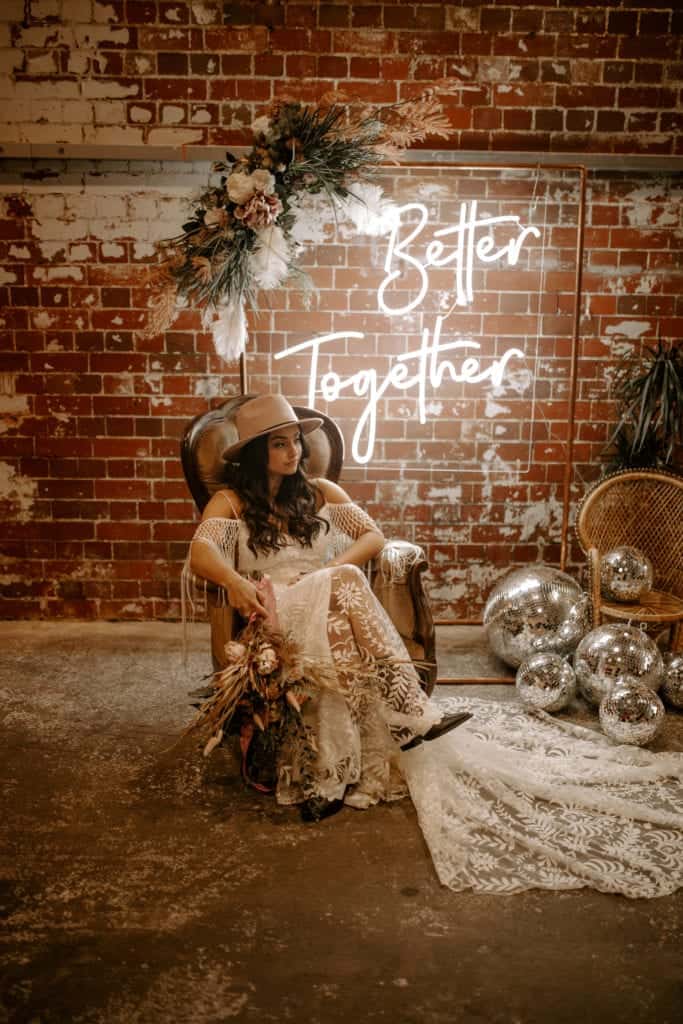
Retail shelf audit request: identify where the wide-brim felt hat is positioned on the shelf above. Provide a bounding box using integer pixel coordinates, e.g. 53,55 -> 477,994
222,394 -> 322,461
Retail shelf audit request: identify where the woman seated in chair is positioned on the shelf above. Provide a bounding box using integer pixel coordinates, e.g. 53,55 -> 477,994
188,393 -> 470,822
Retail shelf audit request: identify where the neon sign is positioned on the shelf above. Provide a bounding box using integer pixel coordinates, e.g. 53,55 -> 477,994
275,199 -> 540,464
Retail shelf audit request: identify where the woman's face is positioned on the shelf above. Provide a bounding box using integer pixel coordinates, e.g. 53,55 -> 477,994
266,424 -> 302,477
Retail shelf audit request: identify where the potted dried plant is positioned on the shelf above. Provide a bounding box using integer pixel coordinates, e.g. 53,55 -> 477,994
605,341 -> 683,472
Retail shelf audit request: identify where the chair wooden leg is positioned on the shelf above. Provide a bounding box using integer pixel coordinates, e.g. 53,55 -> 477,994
671,620 -> 682,653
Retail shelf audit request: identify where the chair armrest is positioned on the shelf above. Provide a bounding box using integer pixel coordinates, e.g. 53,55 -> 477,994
371,540 -> 436,695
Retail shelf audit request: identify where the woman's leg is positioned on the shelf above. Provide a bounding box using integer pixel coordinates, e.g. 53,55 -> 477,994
326,565 -> 440,750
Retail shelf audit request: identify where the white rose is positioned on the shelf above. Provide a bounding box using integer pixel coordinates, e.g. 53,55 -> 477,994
252,115 -> 271,137
250,169 -> 275,195
227,171 -> 256,205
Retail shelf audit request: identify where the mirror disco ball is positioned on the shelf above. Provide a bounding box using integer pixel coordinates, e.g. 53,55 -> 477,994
516,652 -> 576,712
661,652 -> 683,709
483,566 -> 590,668
599,679 -> 665,746
573,623 -> 664,707
600,546 -> 654,602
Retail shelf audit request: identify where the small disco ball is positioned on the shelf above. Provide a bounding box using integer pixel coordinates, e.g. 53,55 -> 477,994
483,566 -> 590,668
661,651 -> 683,709
516,652 -> 576,712
600,546 -> 653,603
599,679 -> 666,746
573,623 -> 664,707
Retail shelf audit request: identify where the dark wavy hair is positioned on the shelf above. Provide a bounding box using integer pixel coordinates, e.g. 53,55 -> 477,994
222,432 -> 328,556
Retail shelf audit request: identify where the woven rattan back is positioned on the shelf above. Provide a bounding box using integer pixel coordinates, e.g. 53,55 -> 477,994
576,470 -> 683,598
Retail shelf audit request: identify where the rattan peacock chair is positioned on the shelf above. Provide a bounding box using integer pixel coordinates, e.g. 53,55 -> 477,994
576,468 -> 683,651
181,395 -> 437,692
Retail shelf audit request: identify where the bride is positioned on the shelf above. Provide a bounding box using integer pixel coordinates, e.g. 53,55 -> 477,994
187,394 -> 683,898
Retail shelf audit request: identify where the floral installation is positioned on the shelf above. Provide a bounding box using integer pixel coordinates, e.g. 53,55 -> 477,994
144,93 -> 452,361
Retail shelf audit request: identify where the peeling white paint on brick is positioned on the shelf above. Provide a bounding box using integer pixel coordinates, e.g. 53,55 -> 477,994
101,242 -> 124,258
161,105 -> 186,125
191,2 -> 220,25
33,266 -> 84,282
94,2 -> 120,22
9,246 -> 31,259
143,373 -> 163,394
129,105 -> 153,124
424,401 -> 443,416
193,377 -> 223,399
0,462 -> 37,521
33,311 -> 56,329
70,244 -> 91,261
426,485 -> 462,504
604,320 -> 651,339
0,269 -> 18,285
133,241 -> 156,260
484,396 -> 510,418
146,128 -> 204,147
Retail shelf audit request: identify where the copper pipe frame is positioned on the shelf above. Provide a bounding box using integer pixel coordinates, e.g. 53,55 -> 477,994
239,159 -> 587,683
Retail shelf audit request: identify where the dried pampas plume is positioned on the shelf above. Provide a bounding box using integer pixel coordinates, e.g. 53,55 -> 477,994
206,301 -> 247,363
380,95 -> 453,149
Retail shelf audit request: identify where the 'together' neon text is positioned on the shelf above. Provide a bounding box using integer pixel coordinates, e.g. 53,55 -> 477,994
275,200 -> 540,463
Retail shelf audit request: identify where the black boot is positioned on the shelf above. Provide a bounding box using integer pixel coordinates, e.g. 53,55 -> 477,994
300,796 -> 345,823
401,712 -> 473,752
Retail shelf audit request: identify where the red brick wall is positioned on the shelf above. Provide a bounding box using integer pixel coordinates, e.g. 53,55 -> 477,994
2,1 -> 681,155
1,2 -> 682,621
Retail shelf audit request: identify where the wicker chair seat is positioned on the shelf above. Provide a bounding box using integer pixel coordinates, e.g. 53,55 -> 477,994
576,469 -> 683,650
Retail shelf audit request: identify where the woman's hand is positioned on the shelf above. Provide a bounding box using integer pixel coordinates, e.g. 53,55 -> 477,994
225,575 -> 268,619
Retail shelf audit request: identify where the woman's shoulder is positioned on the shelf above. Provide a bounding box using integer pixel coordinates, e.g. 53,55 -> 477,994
202,488 -> 243,521
312,478 -> 352,506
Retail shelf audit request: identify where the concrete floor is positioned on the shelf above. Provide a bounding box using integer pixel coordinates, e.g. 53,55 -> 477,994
1,621 -> 681,1024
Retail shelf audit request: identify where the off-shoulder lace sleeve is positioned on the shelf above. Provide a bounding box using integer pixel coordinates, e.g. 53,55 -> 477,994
325,502 -> 382,564
326,502 -> 380,541
188,516 -> 240,565
181,517 -> 240,654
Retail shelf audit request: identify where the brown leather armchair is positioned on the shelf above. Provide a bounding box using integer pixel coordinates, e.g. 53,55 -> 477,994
576,468 -> 683,651
181,395 -> 437,693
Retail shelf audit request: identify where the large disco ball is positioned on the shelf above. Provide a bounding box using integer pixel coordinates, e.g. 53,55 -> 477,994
483,566 -> 590,668
661,652 -> 683,709
600,546 -> 653,602
516,652 -> 576,712
573,623 -> 664,707
599,679 -> 665,746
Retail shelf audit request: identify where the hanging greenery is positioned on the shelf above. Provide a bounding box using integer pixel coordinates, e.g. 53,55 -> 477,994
142,94 -> 453,361
605,341 -> 683,469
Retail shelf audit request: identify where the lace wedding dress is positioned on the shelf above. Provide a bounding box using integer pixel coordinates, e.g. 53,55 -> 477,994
188,500 -> 441,810
187,500 -> 683,899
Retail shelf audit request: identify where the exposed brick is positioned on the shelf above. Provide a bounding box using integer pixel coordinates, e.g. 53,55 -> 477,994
607,11 -> 638,36
603,60 -> 633,84
157,52 -> 189,76
351,6 -> 382,29
639,11 -> 671,35
319,4 -> 350,29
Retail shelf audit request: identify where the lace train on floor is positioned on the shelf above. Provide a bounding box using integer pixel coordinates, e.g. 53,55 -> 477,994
401,696 -> 683,898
